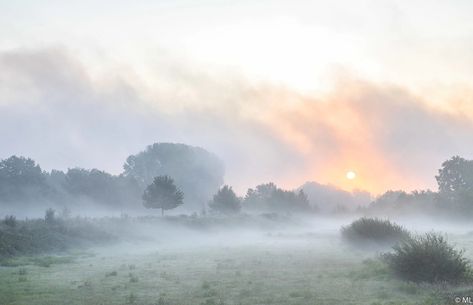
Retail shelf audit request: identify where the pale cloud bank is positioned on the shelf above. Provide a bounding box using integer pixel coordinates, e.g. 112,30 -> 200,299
1,48 -> 473,194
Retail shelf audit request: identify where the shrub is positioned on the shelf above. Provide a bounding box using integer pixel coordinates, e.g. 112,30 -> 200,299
125,292 -> 137,305
0,217 -> 113,258
44,208 -> 56,225
341,217 -> 410,246
4,215 -> 16,227
129,273 -> 139,283
384,233 -> 471,283
157,295 -> 172,305
208,185 -> 241,215
18,275 -> 27,282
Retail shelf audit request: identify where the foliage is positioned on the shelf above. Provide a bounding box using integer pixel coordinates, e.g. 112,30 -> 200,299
208,185 -> 241,215
341,217 -> 410,246
0,155 -> 142,210
124,142 -> 224,210
0,142 -> 224,213
62,168 -> 142,208
435,156 -> 473,215
143,176 -> 184,215
243,183 -> 311,213
365,190 -> 437,216
436,156 -> 473,194
3,215 -> 16,227
0,156 -> 50,202
384,233 -> 471,283
365,156 -> 473,217
0,211 -> 113,258
45,208 -> 56,225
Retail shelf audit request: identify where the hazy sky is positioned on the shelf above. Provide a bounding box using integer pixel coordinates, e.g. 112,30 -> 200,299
2,0 -> 473,194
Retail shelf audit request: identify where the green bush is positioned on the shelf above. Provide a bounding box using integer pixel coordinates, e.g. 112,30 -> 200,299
0,213 -> 113,258
384,233 -> 471,283
341,217 -> 410,246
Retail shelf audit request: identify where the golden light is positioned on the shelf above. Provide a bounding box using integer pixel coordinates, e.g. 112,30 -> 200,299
346,171 -> 356,180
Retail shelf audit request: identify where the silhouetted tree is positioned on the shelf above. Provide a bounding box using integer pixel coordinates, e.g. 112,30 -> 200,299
123,143 -> 224,211
45,208 -> 56,225
366,189 -> 437,216
244,182 -> 311,213
209,185 -> 241,215
3,215 -> 16,227
62,168 -> 141,208
0,155 -> 49,201
142,176 -> 184,216
244,183 -> 277,209
434,156 -> 473,212
436,156 -> 473,194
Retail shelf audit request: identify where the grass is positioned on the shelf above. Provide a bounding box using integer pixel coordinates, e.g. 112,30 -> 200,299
0,232 -> 458,305
0,255 -> 75,267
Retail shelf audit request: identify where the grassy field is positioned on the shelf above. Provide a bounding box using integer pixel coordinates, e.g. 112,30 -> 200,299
1,224 -> 471,305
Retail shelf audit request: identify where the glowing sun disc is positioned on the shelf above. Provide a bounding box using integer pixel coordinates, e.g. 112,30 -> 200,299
346,171 -> 356,180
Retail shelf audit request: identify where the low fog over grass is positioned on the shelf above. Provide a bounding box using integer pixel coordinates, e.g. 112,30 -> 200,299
4,0 -> 473,303
2,143 -> 473,304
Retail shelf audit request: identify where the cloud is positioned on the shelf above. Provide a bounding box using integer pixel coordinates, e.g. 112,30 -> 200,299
1,47 -> 473,194
0,48 -> 304,193
262,79 -> 473,192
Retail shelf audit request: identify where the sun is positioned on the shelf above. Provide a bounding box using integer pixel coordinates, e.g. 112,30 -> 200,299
346,171 -> 357,180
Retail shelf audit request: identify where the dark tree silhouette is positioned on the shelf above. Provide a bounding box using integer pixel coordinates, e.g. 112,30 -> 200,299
244,182 -> 311,213
142,176 -> 184,216
436,156 -> 473,194
436,156 -> 473,210
209,185 -> 241,215
123,143 -> 224,211
0,155 -> 49,201
62,168 -> 141,208
44,208 -> 56,225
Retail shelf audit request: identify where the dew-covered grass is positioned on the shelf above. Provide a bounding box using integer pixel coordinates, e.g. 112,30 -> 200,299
2,228 -> 469,305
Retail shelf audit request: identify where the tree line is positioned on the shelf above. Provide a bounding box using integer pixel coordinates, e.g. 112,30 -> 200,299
0,143 -> 224,212
142,177 -> 312,216
0,142 -> 313,216
2,140 -> 471,217
365,156 -> 473,218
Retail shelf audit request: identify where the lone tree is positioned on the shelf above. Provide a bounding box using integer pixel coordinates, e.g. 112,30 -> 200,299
436,156 -> 473,194
436,156 -> 473,210
208,185 -> 241,215
123,143 -> 224,211
143,176 -> 184,216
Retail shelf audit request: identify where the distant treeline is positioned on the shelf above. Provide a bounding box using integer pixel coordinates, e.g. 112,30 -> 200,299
4,142 -> 468,218
0,143 -> 224,212
0,142 -> 368,216
364,156 -> 473,218
207,183 -> 315,216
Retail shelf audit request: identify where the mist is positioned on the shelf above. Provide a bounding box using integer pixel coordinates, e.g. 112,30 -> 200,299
2,134 -> 473,305
3,48 -> 473,195
3,1 -> 473,303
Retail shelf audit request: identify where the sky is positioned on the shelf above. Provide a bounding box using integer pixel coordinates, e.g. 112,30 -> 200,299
2,0 -> 473,195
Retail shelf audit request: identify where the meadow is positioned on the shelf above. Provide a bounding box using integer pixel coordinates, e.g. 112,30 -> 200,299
1,217 -> 471,305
